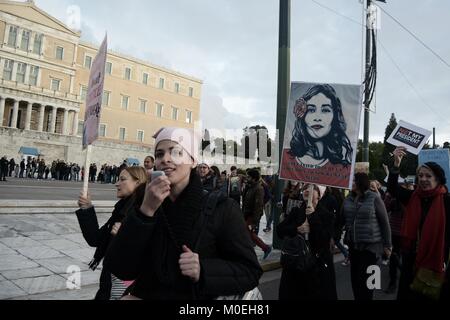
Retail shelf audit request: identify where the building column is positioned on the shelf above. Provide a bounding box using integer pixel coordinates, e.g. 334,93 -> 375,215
10,99 -> 19,128
0,97 -> 5,127
24,101 -> 32,130
69,75 -> 75,94
29,32 -> 35,53
72,110 -> 79,135
49,106 -> 57,133
0,58 -> 4,79
11,62 -> 17,82
16,28 -> 23,49
38,104 -> 45,131
62,108 -> 69,135
24,64 -> 30,85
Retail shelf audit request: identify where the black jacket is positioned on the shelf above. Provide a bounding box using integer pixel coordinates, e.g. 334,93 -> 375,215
75,197 -> 134,300
277,202 -> 337,300
103,174 -> 262,300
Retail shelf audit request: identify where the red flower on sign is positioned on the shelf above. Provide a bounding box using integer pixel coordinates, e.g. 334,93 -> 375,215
293,98 -> 307,118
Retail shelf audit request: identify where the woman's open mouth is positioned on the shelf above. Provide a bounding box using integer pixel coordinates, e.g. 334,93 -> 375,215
311,125 -> 323,130
162,168 -> 175,175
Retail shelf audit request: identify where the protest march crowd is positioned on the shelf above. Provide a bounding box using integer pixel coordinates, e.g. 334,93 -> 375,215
57,125 -> 447,301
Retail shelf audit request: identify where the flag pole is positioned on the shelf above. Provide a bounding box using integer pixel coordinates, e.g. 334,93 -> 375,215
82,144 -> 92,197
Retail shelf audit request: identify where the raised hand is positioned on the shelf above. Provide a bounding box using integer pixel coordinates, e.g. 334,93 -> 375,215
392,146 -> 407,168
139,175 -> 171,217
78,191 -> 92,209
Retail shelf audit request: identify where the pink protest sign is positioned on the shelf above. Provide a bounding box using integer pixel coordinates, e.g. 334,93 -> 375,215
82,35 -> 107,149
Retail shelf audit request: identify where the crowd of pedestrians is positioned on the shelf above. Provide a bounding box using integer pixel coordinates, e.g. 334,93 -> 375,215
4,126 -> 449,302
0,155 -> 144,184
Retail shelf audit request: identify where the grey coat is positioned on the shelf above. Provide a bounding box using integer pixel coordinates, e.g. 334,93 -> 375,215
343,190 -> 392,253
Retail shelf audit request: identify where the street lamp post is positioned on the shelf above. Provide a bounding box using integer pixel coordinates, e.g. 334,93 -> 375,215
272,0 -> 290,249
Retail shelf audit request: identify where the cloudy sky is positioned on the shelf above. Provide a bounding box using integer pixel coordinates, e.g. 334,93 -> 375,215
35,0 -> 450,145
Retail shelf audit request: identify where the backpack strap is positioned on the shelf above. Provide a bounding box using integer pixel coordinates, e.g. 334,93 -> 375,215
193,190 -> 222,252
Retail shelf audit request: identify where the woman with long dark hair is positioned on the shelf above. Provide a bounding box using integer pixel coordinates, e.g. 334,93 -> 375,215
290,84 -> 352,167
281,84 -> 354,188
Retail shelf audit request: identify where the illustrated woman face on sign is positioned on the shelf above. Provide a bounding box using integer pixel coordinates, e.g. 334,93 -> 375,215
290,84 -> 353,168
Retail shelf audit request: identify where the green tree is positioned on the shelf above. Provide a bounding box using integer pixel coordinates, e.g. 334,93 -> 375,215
381,113 -> 397,168
444,142 -> 450,149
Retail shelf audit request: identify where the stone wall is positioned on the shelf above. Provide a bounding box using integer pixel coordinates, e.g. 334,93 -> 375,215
0,127 -> 153,166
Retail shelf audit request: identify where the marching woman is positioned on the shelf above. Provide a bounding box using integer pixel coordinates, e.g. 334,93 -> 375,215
277,184 -> 337,300
104,127 -> 262,299
76,166 -> 147,299
388,146 -> 450,300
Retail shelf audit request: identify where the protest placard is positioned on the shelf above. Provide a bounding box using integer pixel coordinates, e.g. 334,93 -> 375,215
386,120 -> 431,155
82,35 -> 107,150
279,82 -> 362,189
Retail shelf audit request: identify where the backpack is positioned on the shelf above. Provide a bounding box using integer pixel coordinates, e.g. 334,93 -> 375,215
194,190 -> 262,300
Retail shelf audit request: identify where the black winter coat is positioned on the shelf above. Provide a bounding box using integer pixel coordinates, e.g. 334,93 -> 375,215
277,202 -> 337,300
75,197 -> 134,300
103,174 -> 262,300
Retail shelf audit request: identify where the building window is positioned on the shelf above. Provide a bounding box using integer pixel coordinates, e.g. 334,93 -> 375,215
84,55 -> 92,69
186,110 -> 192,124
56,46 -> 64,60
174,82 -> 180,93
20,30 -> 30,51
142,73 -> 148,85
119,127 -> 126,141
137,130 -> 144,142
171,106 -> 178,120
139,99 -> 147,113
159,78 -> 165,89
156,103 -> 163,118
29,66 -> 39,86
124,67 -> 131,80
51,79 -> 61,91
33,34 -> 43,54
102,91 -> 110,106
78,121 -> 84,135
121,95 -> 129,110
105,62 -> 112,75
189,87 -> 194,97
99,124 -> 106,137
7,26 -> 17,47
80,86 -> 87,100
16,62 -> 26,83
3,59 -> 13,81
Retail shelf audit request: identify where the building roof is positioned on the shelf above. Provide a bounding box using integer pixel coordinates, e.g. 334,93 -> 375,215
0,0 -> 81,36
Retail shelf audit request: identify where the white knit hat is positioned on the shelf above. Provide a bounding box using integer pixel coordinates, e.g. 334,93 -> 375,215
152,127 -> 200,163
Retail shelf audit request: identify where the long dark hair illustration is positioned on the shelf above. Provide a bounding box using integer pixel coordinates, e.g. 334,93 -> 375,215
289,84 -> 353,166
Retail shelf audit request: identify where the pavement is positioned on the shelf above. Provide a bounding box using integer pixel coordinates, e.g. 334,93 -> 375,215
0,190 -> 282,300
0,178 -> 397,300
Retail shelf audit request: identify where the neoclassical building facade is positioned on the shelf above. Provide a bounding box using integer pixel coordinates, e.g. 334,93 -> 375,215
0,0 -> 202,165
